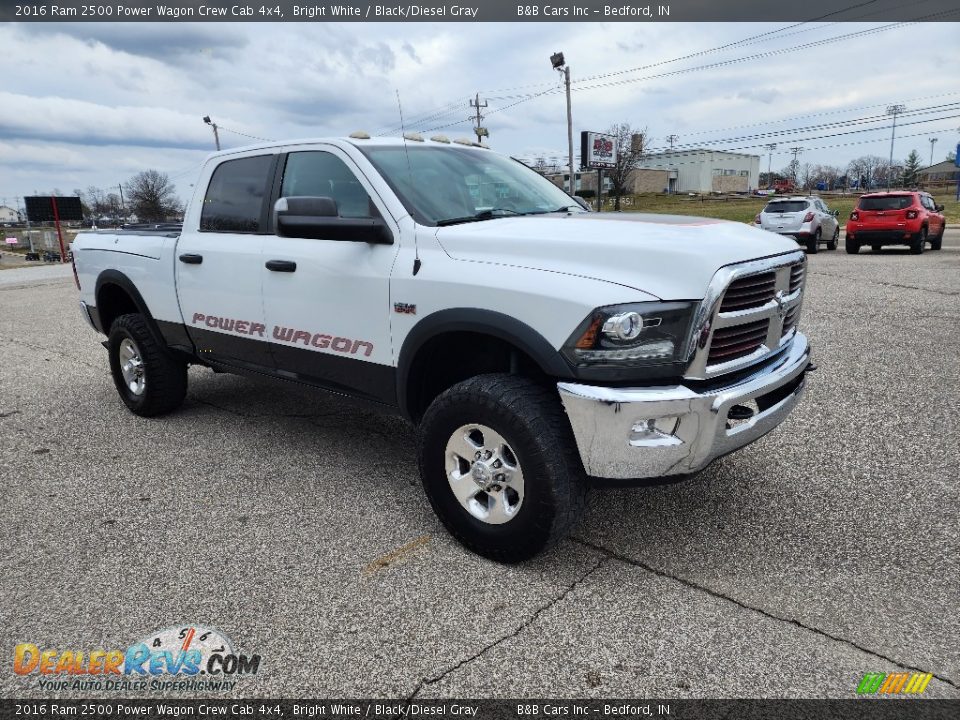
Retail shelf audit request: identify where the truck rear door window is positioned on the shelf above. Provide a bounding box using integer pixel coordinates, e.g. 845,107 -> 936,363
280,152 -> 375,219
200,155 -> 274,232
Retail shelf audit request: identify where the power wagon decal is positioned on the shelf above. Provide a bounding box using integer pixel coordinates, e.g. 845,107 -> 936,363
191,313 -> 374,357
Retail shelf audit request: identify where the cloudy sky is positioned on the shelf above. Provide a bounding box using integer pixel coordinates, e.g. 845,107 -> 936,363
1,18 -> 958,207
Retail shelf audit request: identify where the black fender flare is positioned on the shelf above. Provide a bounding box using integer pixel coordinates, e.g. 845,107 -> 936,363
93,269 -> 167,349
395,308 -> 573,419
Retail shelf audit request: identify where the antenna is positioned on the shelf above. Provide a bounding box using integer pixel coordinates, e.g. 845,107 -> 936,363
396,89 -> 421,276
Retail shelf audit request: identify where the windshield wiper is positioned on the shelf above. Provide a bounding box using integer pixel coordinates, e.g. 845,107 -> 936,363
436,208 -> 523,226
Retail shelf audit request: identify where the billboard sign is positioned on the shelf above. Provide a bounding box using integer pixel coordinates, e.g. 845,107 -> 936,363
24,196 -> 83,223
581,131 -> 618,169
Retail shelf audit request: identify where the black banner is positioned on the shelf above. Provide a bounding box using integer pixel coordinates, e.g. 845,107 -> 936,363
1,0 -> 958,23
23,196 -> 83,223
1,700 -> 959,720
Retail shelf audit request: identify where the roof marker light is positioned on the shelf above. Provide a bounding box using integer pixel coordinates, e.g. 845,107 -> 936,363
403,132 -> 424,142
349,131 -> 370,139
430,135 -> 451,144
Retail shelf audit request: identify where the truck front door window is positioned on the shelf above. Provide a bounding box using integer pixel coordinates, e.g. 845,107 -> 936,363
280,152 -> 376,219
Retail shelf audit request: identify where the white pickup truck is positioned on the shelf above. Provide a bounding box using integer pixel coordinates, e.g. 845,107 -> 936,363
72,135 -> 813,562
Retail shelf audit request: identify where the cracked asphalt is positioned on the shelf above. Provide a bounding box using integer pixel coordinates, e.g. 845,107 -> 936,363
1,230 -> 958,699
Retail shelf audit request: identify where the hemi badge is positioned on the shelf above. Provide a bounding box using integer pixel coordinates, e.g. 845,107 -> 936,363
394,303 -> 417,315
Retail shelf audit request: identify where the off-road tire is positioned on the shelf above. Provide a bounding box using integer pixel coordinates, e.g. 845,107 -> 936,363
108,313 -> 187,417
417,374 -> 587,563
910,227 -> 927,255
845,238 -> 860,254
807,229 -> 820,254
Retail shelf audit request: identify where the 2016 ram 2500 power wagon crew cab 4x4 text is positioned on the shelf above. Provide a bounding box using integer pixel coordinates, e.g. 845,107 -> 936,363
72,135 -> 813,562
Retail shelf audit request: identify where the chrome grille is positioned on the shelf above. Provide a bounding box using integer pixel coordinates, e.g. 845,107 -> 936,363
789,264 -> 805,294
783,304 -> 801,336
708,319 -> 769,364
685,252 -> 807,380
719,271 -> 776,312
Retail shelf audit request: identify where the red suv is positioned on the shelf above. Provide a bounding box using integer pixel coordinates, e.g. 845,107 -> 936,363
845,192 -> 946,254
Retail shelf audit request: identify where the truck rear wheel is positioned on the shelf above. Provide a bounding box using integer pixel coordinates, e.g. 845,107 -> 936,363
108,313 -> 187,417
416,374 -> 587,563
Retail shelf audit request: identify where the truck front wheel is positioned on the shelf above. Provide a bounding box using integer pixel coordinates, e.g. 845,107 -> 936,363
417,374 -> 587,563
108,313 -> 187,417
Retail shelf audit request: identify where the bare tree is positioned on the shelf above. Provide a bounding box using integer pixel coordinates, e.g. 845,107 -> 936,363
847,155 -> 888,190
532,157 -> 548,176
605,123 -> 648,211
124,170 -> 183,222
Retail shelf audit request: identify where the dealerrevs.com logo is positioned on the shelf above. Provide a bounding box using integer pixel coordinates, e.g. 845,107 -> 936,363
14,625 -> 261,692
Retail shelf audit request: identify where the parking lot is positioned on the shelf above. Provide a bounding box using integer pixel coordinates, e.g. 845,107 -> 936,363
1,231 -> 958,699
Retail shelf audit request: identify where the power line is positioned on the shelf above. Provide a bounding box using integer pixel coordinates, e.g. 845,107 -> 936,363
480,0 -> 891,97
644,103 -> 960,153
478,12 -> 955,125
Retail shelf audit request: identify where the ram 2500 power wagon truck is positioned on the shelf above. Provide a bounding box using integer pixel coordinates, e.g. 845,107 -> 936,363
72,135 -> 813,562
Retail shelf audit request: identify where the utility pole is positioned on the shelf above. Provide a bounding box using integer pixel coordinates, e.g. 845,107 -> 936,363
203,115 -> 221,151
469,94 -> 488,144
928,137 -> 937,168
886,104 -> 905,191
666,134 -> 678,151
765,143 -> 777,188
118,184 -> 125,214
551,52 -> 575,196
789,147 -> 804,186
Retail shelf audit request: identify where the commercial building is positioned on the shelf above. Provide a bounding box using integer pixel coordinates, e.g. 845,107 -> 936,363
541,148 -> 761,195
637,149 -> 761,193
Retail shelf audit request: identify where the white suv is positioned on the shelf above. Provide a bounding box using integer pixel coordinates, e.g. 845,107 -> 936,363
755,196 -> 840,254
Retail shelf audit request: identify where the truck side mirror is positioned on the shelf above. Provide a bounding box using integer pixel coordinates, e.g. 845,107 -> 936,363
274,196 -> 393,245
935,204 -> 945,212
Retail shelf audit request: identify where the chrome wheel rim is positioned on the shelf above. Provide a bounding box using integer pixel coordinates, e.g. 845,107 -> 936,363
119,338 -> 146,396
445,424 -> 524,525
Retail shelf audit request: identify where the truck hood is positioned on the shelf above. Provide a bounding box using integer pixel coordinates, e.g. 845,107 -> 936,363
435,213 -> 799,300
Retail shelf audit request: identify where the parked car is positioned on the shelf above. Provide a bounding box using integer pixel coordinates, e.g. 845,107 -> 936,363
845,192 -> 946,254
754,196 -> 840,254
72,135 -> 813,562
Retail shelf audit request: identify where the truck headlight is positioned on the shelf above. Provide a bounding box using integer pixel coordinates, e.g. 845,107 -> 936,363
563,302 -> 696,367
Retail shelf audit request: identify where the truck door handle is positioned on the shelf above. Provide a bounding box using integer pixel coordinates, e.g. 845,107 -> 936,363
178,253 -> 203,264
265,260 -> 297,272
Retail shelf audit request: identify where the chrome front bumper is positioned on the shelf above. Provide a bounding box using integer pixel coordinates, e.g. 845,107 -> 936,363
558,333 -> 811,480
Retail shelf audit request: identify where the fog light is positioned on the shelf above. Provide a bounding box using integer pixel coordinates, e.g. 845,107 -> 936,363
629,416 -> 682,447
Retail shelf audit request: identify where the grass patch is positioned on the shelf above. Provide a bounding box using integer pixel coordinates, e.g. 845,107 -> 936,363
606,191 -> 960,224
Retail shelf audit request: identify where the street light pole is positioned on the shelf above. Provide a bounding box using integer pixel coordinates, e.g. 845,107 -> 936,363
886,104 -> 905,191
928,137 -> 937,168
203,115 -> 221,151
551,52 -> 574,197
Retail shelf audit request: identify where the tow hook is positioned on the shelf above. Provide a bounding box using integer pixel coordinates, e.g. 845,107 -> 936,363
805,362 -> 817,373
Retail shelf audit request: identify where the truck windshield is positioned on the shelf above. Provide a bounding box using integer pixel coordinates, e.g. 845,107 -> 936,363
358,145 -> 584,226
